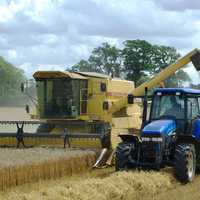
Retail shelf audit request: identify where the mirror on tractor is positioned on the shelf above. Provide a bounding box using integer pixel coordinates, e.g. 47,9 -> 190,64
25,105 -> 30,113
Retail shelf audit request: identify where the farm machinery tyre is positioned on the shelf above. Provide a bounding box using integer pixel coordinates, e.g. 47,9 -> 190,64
115,142 -> 134,171
174,144 -> 196,183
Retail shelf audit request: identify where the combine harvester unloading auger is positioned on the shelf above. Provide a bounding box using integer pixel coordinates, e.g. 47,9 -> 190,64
0,49 -> 200,168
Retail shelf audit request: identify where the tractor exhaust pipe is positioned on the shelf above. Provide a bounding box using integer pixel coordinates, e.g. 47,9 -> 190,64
141,87 -> 148,129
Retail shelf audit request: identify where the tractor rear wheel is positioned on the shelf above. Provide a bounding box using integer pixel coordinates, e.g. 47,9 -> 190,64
115,142 -> 134,171
174,144 -> 196,183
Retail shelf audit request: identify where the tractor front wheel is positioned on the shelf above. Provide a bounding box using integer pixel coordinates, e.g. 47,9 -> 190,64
115,142 -> 134,171
174,144 -> 196,183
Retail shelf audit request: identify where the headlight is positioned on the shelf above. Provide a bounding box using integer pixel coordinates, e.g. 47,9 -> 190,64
141,137 -> 163,142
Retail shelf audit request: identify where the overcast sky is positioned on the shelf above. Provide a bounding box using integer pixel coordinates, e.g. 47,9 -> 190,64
0,0 -> 200,78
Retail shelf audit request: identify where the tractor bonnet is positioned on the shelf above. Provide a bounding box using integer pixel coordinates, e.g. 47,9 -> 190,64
142,120 -> 176,136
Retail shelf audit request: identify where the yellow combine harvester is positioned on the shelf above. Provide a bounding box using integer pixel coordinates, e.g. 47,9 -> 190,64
32,70 -> 136,149
0,49 -> 200,156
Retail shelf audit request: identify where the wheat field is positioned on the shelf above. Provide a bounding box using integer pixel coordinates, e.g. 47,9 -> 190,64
2,167 -> 200,200
0,108 -> 200,199
0,168 -> 175,200
0,147 -> 96,190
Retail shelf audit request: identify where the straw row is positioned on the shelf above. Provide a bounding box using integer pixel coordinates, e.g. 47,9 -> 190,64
0,148 -> 96,190
0,170 -> 174,200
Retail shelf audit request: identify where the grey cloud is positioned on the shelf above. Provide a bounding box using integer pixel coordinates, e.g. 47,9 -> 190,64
2,0 -> 195,38
152,0 -> 200,11
0,13 -> 46,34
0,0 -> 200,77
59,0 -> 197,38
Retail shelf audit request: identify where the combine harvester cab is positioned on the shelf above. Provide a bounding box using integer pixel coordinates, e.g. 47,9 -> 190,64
33,71 -> 108,149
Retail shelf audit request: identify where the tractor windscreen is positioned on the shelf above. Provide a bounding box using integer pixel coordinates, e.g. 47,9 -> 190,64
151,94 -> 185,120
36,78 -> 88,118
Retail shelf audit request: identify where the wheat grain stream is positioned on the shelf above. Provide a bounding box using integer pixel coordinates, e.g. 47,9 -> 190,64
0,107 -> 200,200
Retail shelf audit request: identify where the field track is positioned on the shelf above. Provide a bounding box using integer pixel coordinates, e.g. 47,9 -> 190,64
0,107 -> 30,121
0,167 -> 200,200
157,172 -> 200,200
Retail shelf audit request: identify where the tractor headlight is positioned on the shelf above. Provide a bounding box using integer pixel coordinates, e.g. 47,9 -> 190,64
141,137 -> 163,142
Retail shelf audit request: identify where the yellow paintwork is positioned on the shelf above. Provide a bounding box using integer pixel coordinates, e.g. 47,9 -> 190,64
0,137 -> 101,148
51,125 -> 102,148
33,72 -> 136,124
33,71 -> 87,79
30,49 -> 200,149
0,137 -> 63,147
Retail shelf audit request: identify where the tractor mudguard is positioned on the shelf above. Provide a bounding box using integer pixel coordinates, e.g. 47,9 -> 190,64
118,134 -> 140,144
176,135 -> 197,145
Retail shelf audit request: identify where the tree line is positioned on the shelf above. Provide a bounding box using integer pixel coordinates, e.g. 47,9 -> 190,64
0,56 -> 26,96
0,39 -> 192,106
0,57 -> 26,105
71,40 -> 191,87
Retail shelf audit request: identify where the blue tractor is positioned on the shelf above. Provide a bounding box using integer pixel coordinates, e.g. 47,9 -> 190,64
116,88 -> 200,183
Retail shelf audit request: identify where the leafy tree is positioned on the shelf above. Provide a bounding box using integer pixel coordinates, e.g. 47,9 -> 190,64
151,45 -> 190,87
122,40 -> 191,87
71,59 -> 93,72
72,43 -> 122,77
89,43 -> 122,76
122,40 -> 154,86
165,70 -> 191,87
150,45 -> 180,73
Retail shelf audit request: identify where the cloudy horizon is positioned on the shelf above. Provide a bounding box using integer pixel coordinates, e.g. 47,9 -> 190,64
0,0 -> 200,79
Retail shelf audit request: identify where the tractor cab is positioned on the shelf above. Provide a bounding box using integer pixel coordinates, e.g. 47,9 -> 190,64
147,88 -> 200,138
116,88 -> 200,183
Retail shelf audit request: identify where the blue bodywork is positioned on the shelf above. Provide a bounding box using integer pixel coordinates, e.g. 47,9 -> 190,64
142,120 -> 176,137
192,119 -> 200,140
154,88 -> 200,95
